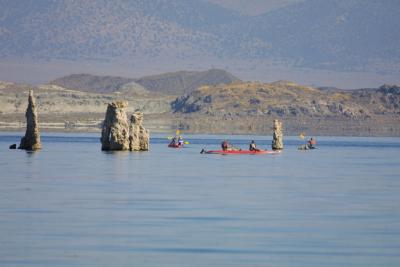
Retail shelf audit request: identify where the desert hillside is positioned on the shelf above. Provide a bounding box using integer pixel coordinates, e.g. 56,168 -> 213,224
172,82 -> 400,117
0,80 -> 175,132
171,82 -> 400,135
1,73 -> 399,136
49,74 -> 138,94
50,69 -> 239,95
135,69 -> 240,95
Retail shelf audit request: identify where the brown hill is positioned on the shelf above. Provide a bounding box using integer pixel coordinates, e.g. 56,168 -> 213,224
50,69 -> 240,95
171,82 -> 400,135
135,69 -> 240,95
50,74 -> 136,94
173,82 -> 354,117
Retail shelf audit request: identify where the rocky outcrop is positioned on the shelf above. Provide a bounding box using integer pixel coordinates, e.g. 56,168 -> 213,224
100,101 -> 130,151
19,90 -> 41,150
100,102 -> 150,151
129,112 -> 150,151
272,119 -> 283,150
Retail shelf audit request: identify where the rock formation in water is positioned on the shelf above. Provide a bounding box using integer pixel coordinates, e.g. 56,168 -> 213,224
129,112 -> 149,151
272,119 -> 283,150
100,101 -> 130,151
19,90 -> 41,150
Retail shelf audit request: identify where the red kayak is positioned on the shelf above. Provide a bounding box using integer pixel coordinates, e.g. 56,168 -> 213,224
201,149 -> 280,155
168,143 -> 183,148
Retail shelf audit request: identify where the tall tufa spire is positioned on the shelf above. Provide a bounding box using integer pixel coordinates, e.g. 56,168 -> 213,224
19,90 -> 41,150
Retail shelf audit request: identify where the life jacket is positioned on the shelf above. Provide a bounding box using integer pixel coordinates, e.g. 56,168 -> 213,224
249,143 -> 256,150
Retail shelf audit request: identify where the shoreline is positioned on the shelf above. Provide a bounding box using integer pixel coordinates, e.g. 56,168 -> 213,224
2,127 -> 400,138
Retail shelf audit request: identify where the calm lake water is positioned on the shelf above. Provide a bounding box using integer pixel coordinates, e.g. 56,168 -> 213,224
1,132 -> 400,267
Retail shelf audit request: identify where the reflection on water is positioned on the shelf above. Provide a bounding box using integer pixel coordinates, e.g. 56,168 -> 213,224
0,133 -> 400,267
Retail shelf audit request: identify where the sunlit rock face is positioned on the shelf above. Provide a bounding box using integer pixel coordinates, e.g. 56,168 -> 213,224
272,119 -> 283,150
100,101 -> 130,151
129,112 -> 150,151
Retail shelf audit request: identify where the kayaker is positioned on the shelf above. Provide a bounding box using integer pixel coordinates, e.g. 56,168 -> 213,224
178,136 -> 184,146
221,140 -> 230,151
307,137 -> 317,149
170,137 -> 177,146
249,140 -> 260,151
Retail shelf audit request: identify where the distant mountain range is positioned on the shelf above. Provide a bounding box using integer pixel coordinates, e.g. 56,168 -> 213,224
1,0 -> 399,75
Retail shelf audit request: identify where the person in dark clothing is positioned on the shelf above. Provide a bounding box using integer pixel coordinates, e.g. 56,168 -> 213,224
249,140 -> 260,151
221,140 -> 229,151
169,137 -> 177,146
307,137 -> 317,149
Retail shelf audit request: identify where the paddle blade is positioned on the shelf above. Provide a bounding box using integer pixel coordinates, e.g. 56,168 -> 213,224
184,141 -> 190,145
167,136 -> 173,140
299,132 -> 305,139
176,130 -> 180,136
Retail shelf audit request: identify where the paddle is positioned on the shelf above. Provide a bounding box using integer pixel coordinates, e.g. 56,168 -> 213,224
168,130 -> 181,140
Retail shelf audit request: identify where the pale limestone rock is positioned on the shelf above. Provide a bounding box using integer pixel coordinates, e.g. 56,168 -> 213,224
100,101 -> 130,151
129,112 -> 149,151
19,90 -> 41,150
272,119 -> 283,150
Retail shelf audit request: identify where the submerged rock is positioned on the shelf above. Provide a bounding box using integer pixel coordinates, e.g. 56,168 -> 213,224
9,144 -> 17,149
100,101 -> 130,151
19,90 -> 41,150
272,119 -> 283,150
129,112 -> 150,151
